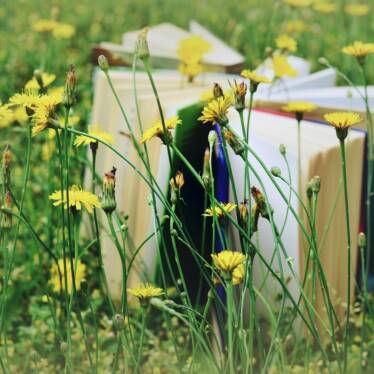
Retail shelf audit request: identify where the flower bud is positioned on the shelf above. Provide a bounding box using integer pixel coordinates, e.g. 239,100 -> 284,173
251,186 -> 272,219
202,148 -> 211,188
271,166 -> 281,177
279,144 -> 286,156
2,144 -> 11,188
239,201 -> 248,228
34,69 -> 44,90
98,55 -> 109,72
358,232 -> 366,248
113,314 -> 125,331
310,175 -> 321,194
101,167 -> 117,214
213,83 -> 224,99
208,130 -> 217,148
1,190 -> 12,229
135,27 -> 150,60
223,129 -> 244,156
230,80 -> 247,112
62,65 -> 77,109
170,171 -> 184,204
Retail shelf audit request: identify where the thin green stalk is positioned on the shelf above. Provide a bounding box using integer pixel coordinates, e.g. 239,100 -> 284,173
226,280 -> 235,374
340,138 -> 351,374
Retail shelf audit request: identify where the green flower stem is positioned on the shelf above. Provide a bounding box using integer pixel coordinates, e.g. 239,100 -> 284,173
339,138 -> 351,374
0,123 -> 32,343
134,306 -> 147,374
226,280 -> 235,374
106,212 -> 127,314
296,118 -> 302,199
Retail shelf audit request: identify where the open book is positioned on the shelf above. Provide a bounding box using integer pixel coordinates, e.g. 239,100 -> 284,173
89,64 -> 366,327
92,21 -> 245,73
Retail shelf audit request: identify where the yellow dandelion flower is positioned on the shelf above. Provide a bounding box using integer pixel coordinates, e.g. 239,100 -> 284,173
198,96 -> 232,125
283,0 -> 312,7
74,125 -> 114,147
178,61 -> 203,81
241,69 -> 272,85
177,35 -> 212,59
342,41 -> 374,58
324,112 -> 362,129
232,263 -> 245,285
283,20 -> 306,34
344,4 -> 369,16
211,250 -> 246,273
12,106 -> 28,124
0,105 -> 14,128
33,19 -> 58,33
52,23 -> 75,39
25,72 -> 56,91
31,95 -> 61,136
313,1 -> 337,13
275,34 -> 297,53
127,283 -> 164,300
203,202 -> 237,217
141,115 -> 181,144
272,54 -> 298,78
50,258 -> 86,294
9,90 -> 42,109
282,101 -> 317,114
49,185 -> 101,214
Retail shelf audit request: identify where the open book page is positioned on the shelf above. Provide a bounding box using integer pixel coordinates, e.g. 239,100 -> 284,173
226,109 -> 365,324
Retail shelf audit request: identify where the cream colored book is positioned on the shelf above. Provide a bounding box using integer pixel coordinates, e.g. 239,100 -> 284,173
226,109 -> 365,324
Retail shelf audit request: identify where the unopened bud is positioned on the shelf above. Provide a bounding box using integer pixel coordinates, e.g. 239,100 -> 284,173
62,65 -> 77,108
223,129 -> 244,156
358,232 -> 366,248
318,57 -> 329,66
271,166 -> 281,177
102,167 -> 117,214
135,27 -> 150,60
113,314 -> 125,331
202,148 -> 211,188
239,201 -> 248,228
208,130 -> 217,147
2,144 -> 12,187
279,144 -> 286,156
310,176 -> 321,194
1,190 -> 12,229
230,80 -> 247,112
170,171 -> 184,204
213,83 -> 224,99
98,55 -> 109,72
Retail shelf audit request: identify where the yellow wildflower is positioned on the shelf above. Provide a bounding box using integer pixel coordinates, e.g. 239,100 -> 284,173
324,112 -> 362,129
272,54 -> 298,78
31,95 -> 61,136
141,115 -> 181,144
0,105 -> 13,128
344,4 -> 369,16
178,61 -> 203,81
33,19 -> 58,33
283,20 -> 306,34
9,90 -> 42,109
203,202 -> 237,217
275,34 -> 297,53
12,106 -> 28,124
49,185 -> 101,214
282,101 -> 317,116
25,72 -> 56,91
74,125 -> 114,147
177,35 -> 212,59
127,283 -> 164,301
342,41 -> 374,58
53,23 -> 75,39
198,96 -> 232,125
313,1 -> 337,13
232,263 -> 245,285
211,250 -> 246,273
241,69 -> 271,85
50,258 -> 86,294
283,0 -> 312,7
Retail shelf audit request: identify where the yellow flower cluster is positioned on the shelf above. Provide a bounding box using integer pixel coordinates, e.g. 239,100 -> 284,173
313,1 -> 337,13
50,258 -> 86,294
141,115 -> 182,144
33,19 -> 75,39
203,202 -> 236,218
74,125 -> 114,147
49,185 -> 101,214
177,35 -> 211,81
282,101 -> 317,114
344,4 -> 369,16
127,283 -> 164,301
